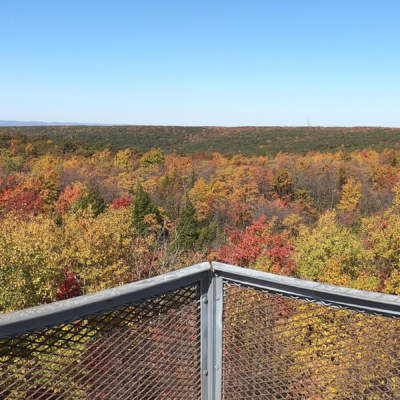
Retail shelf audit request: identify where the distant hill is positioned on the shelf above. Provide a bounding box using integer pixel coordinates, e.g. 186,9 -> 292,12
0,121 -> 107,127
1,125 -> 400,156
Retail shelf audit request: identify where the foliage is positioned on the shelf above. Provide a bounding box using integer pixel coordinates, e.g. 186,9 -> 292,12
3,129 -> 400,400
295,211 -> 374,287
0,177 -> 43,216
7,125 -> 400,156
133,183 -> 162,235
2,132 -> 400,312
115,148 -> 135,171
272,168 -> 293,198
174,196 -> 200,251
57,268 -> 83,300
112,195 -> 132,209
218,216 -> 274,267
139,148 -> 165,167
29,154 -> 61,207
0,214 -> 62,312
72,185 -> 105,216
56,183 -> 84,214
197,220 -> 218,249
337,177 -> 362,212
361,209 -> 400,292
61,207 -> 136,292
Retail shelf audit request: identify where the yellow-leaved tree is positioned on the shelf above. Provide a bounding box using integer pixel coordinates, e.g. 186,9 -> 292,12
29,154 -> 62,209
360,194 -> 400,295
283,211 -> 398,398
337,177 -> 362,213
295,210 -> 375,287
61,206 -> 135,293
0,214 -> 62,312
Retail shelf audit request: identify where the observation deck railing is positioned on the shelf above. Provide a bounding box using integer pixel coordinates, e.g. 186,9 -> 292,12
2,262 -> 400,399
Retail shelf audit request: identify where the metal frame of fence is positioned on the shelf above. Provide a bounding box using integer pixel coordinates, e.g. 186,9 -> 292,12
2,261 -> 400,399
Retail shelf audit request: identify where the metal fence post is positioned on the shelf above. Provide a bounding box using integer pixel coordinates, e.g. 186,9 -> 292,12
213,273 -> 224,400
200,270 -> 211,400
204,264 -> 223,400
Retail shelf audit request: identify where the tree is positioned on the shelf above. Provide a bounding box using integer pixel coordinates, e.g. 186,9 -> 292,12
115,148 -> 135,171
133,183 -> 161,235
61,207 -> 136,293
218,216 -> 274,267
295,211 -> 374,287
29,154 -> 62,207
112,195 -> 132,209
272,169 -> 293,198
0,214 -> 63,312
197,220 -> 218,249
337,177 -> 362,213
56,183 -> 84,214
57,268 -> 82,300
73,185 -> 105,217
175,196 -> 199,250
139,148 -> 165,168
0,176 -> 44,216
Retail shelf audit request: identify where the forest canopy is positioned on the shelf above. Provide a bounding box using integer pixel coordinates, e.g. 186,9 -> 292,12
3,125 -> 400,156
1,128 -> 400,312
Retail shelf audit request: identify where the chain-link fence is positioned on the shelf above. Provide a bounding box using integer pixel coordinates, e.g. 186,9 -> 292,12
2,262 -> 400,399
222,282 -> 400,400
0,285 -> 201,400
0,263 -> 209,400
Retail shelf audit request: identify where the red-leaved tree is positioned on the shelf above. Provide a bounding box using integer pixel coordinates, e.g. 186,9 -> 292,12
57,268 -> 83,301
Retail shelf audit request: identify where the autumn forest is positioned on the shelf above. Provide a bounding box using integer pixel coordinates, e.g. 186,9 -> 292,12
1,126 -> 400,313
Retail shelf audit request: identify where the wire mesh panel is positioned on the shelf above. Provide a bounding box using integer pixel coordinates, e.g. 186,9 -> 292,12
222,282 -> 400,400
0,284 -> 201,400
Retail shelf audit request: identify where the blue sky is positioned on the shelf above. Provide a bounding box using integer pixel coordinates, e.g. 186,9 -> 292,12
1,1 -> 400,126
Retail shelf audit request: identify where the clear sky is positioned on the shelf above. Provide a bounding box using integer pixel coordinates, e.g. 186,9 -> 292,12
1,1 -> 400,126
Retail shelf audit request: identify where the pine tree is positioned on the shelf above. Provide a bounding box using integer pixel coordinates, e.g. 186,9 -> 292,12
175,196 -> 199,250
197,220 -> 218,249
73,185 -> 105,216
133,183 -> 161,235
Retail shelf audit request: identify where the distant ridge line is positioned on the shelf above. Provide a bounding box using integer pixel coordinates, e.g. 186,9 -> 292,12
1,121 -> 400,129
0,121 -> 110,127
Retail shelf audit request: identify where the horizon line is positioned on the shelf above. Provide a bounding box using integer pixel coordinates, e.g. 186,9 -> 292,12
2,120 -> 400,129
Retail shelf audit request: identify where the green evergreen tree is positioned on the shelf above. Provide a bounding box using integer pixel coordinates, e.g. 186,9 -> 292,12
190,169 -> 197,188
175,196 -> 200,250
133,183 -> 161,235
73,185 -> 105,216
197,220 -> 218,249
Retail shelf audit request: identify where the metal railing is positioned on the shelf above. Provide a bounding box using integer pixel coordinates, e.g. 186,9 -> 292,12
2,262 -> 400,399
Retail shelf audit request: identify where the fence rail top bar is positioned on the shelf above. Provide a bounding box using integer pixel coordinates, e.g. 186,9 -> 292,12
213,262 -> 400,317
0,262 -> 210,339
3,261 -> 400,339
